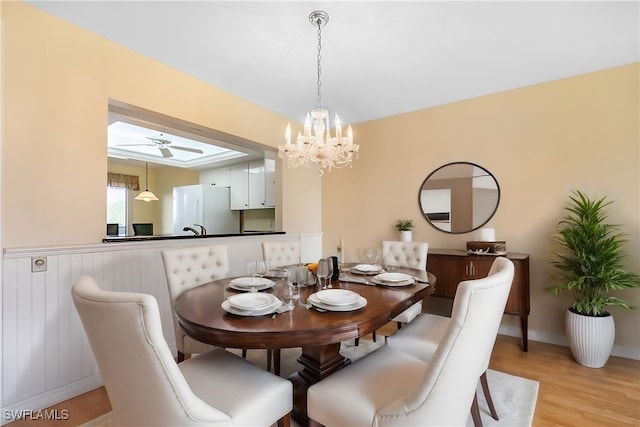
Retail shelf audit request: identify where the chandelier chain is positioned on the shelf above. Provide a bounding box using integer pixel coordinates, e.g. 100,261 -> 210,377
316,19 -> 322,108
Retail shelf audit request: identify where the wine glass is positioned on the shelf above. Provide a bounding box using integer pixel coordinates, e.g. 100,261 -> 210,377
246,259 -> 257,287
362,248 -> 380,265
316,259 -> 330,290
255,260 -> 268,278
325,257 -> 334,288
284,269 -> 299,307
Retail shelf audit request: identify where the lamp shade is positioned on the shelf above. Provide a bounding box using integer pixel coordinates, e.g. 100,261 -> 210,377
135,190 -> 159,202
135,162 -> 158,201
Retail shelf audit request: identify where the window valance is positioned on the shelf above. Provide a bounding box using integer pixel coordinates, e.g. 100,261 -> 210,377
107,173 -> 140,191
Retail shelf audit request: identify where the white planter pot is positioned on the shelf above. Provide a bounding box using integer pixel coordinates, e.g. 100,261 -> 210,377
565,308 -> 615,368
400,230 -> 412,242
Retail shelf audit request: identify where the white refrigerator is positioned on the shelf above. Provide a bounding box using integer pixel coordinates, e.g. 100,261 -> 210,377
173,184 -> 240,235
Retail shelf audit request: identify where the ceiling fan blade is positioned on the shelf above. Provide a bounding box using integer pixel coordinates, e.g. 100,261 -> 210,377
159,147 -> 173,158
146,136 -> 172,144
117,143 -> 155,147
170,145 -> 204,154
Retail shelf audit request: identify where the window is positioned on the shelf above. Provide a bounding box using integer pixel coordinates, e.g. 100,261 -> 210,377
107,187 -> 128,236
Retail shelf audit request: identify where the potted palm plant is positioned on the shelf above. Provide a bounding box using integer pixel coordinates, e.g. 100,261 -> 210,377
395,219 -> 414,242
550,190 -> 640,367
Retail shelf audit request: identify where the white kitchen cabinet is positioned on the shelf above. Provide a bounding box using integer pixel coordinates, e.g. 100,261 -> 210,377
229,159 -> 275,210
230,163 -> 249,209
264,157 -> 276,207
200,166 -> 230,187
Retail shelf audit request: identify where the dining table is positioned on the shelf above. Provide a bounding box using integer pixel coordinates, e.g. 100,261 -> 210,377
175,264 -> 435,426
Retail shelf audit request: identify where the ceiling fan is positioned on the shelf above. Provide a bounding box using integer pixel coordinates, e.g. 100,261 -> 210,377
118,134 -> 204,158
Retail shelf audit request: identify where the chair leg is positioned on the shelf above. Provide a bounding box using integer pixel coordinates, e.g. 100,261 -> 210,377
480,370 -> 499,420
242,349 -> 248,358
267,349 -> 272,371
470,393 -> 483,427
355,337 -> 360,346
177,351 -> 185,363
397,321 -> 403,330
273,348 -> 281,376
277,412 -> 291,427
372,331 -> 377,342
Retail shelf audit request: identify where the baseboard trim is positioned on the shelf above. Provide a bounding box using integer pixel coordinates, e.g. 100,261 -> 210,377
0,375 -> 103,426
497,325 -> 640,361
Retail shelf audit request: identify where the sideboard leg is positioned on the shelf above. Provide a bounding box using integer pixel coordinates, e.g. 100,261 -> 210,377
520,315 -> 528,352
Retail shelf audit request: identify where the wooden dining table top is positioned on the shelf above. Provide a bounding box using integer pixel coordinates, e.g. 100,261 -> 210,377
175,266 -> 435,350
175,264 -> 435,426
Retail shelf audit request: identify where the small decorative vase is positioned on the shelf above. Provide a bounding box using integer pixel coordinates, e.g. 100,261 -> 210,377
565,308 -> 615,368
400,230 -> 412,242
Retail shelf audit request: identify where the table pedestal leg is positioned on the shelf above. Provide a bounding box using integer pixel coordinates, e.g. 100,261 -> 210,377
289,343 -> 351,427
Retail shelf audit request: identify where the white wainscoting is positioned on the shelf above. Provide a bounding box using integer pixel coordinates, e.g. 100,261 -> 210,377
1,233 -> 321,424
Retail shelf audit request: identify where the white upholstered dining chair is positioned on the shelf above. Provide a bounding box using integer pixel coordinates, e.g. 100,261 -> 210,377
307,257 -> 514,427
382,240 -> 429,328
72,276 -> 292,427
161,244 -> 279,373
387,258 -> 514,426
262,240 -> 301,268
161,244 -> 229,363
356,241 -> 428,345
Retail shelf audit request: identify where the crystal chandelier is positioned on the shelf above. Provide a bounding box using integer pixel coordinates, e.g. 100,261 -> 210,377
278,11 -> 359,176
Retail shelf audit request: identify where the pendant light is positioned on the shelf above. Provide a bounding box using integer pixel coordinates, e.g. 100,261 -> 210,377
135,162 -> 159,201
278,10 -> 359,175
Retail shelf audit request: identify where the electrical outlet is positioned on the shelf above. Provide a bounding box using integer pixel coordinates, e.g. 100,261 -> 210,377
31,256 -> 47,272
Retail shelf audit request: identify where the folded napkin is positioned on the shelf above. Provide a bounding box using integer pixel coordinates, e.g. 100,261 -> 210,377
339,273 -> 372,285
275,304 -> 295,314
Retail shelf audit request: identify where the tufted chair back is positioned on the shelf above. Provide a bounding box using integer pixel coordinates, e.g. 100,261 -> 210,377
71,276 -> 229,425
382,241 -> 429,271
379,241 -> 429,328
380,257 -> 514,425
262,240 -> 301,268
307,257 -> 514,426
72,276 -> 293,426
161,244 -> 230,360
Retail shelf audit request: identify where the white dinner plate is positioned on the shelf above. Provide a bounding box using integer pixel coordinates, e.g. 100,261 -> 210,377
221,298 -> 282,316
229,282 -> 275,292
351,264 -> 383,275
230,277 -> 275,288
371,275 -> 415,287
227,293 -> 277,310
314,289 -> 360,306
308,293 -> 367,312
374,272 -> 413,282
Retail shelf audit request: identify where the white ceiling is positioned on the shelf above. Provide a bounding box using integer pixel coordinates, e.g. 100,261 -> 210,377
107,120 -> 249,167
26,1 -> 639,128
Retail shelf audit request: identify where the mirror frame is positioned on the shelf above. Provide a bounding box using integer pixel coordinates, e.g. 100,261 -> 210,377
418,161 -> 500,234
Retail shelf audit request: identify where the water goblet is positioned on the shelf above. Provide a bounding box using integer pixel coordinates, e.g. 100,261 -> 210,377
325,257 -> 334,288
255,260 -> 268,278
317,259 -> 330,290
284,269 -> 299,307
246,259 -> 257,286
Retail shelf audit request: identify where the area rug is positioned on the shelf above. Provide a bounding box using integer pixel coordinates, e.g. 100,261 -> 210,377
81,338 -> 538,427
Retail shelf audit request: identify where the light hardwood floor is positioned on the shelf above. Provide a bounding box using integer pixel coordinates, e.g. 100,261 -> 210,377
6,329 -> 640,427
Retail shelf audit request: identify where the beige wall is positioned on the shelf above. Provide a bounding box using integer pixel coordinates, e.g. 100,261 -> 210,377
1,2 -> 320,247
2,3 -> 638,351
322,63 -> 640,350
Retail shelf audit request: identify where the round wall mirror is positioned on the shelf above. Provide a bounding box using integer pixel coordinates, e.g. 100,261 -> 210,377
418,162 -> 500,234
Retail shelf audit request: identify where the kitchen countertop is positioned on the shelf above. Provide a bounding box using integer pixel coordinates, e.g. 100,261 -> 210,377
102,231 -> 284,243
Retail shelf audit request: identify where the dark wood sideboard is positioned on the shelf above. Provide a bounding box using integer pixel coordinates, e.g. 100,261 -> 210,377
427,249 -> 530,351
